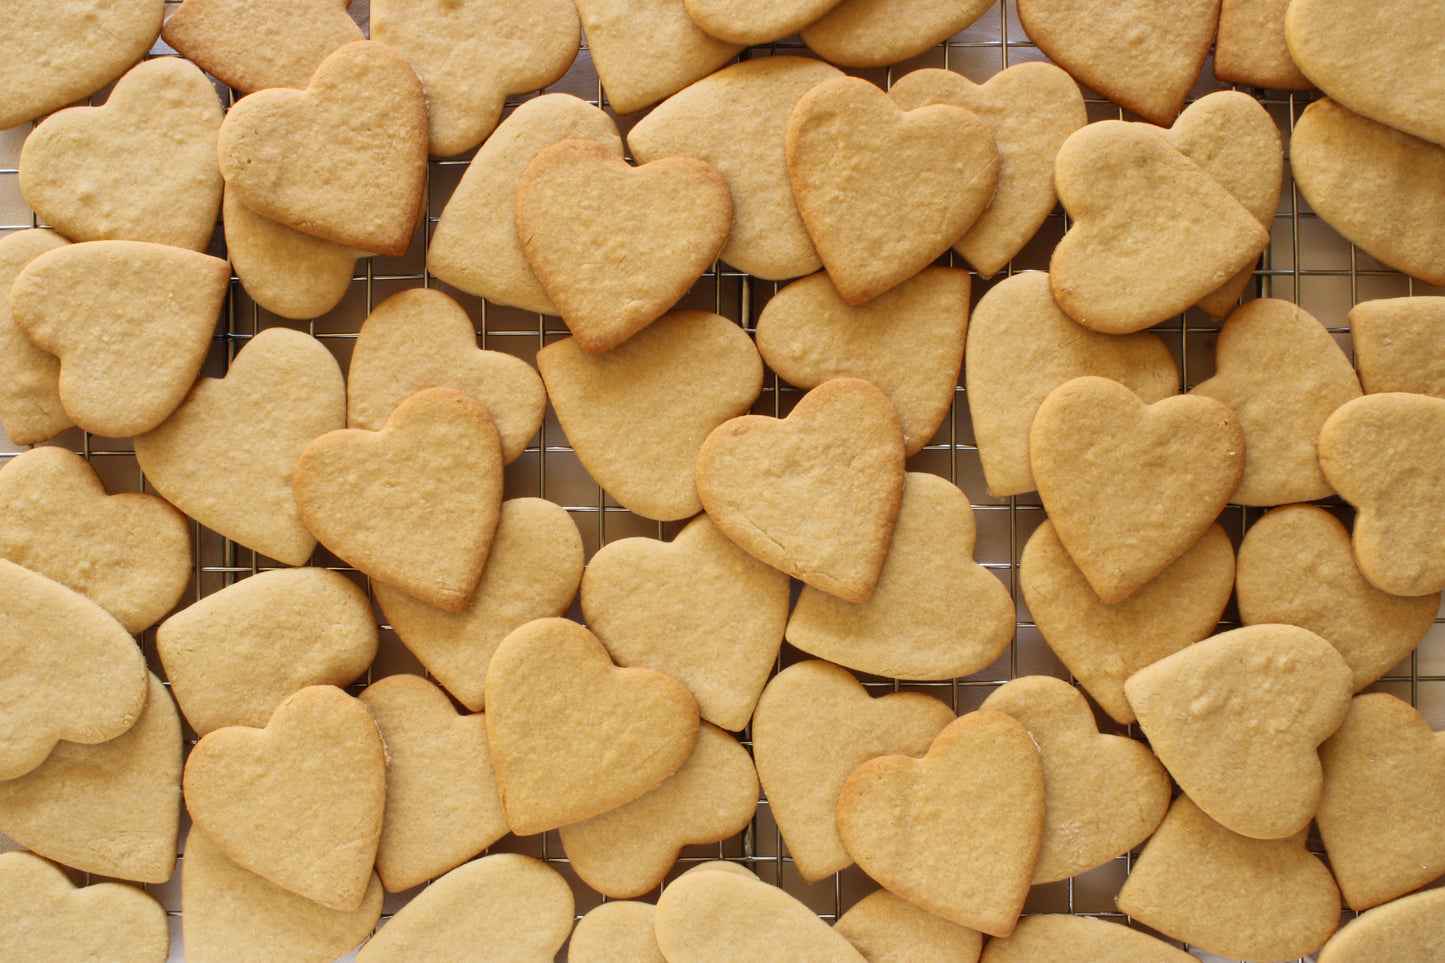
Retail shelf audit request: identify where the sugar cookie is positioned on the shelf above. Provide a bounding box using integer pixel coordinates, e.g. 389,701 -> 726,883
162,0 -> 363,94
1317,887 -> 1445,963
0,851 -> 168,962
0,230 -> 70,446
834,889 -> 983,963
1349,297 -> 1445,398
682,0 -> 846,45
1215,0 -> 1312,90
222,188 -> 359,321
569,901 -> 665,963
979,913 -> 1195,962
802,0 -> 996,68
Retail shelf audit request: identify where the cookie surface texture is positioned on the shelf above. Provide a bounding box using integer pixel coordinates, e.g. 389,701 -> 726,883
1215,0 -> 1312,89
1350,297 -> 1445,397
569,901 -> 666,963
0,851 -> 168,963
978,913 -> 1195,963
0,230 -> 71,445
161,0 -> 362,93
833,888 -> 983,963
802,0 -> 995,68
1317,887 -> 1445,963
681,0 -> 845,44
222,188 -> 360,321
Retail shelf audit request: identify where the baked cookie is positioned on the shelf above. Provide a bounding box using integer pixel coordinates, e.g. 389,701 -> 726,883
1215,0 -> 1312,90
834,889 -> 983,963
1349,297 -> 1445,398
222,188 -> 360,321
0,851 -> 168,962
0,230 -> 70,446
681,0 -> 845,45
569,901 -> 666,963
802,0 -> 996,68
1317,887 -> 1445,963
162,0 -> 363,93
979,913 -> 1195,963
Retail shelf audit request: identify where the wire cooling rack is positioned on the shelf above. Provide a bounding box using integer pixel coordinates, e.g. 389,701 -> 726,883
1,2 -> 1443,961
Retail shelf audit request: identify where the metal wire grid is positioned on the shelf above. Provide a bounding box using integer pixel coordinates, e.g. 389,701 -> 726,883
0,2 -> 1442,960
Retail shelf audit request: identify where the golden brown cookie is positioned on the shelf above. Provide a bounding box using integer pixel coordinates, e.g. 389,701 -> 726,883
979,913 -> 1195,963
222,188 -> 360,321
681,0 -> 845,44
1317,887 -> 1445,963
1349,297 -> 1445,398
162,0 -> 362,93
0,230 -> 70,446
1215,0 -> 1312,89
801,0 -> 996,68
0,851 -> 168,962
834,889 -> 983,963
569,901 -> 666,963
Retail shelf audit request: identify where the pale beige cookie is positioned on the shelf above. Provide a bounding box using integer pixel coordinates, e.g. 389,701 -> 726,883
979,913 -> 1195,963
0,851 -> 168,962
580,514 -> 789,731
356,854 -> 574,963
1317,887 -> 1445,963
786,76 -> 998,306
1316,693 -> 1445,910
1189,298 -> 1361,505
1236,505 -> 1439,692
569,901 -> 665,963
484,617 -> 699,835
375,497 -> 584,712
0,230 -> 70,446
696,378 -> 906,603
222,188 -> 360,321
1015,0 -> 1217,125
559,722 -> 758,898
682,0 -> 845,44
575,0 -> 743,115
156,568 -> 377,735
515,140 -> 732,355
754,267 -> 969,455
678,860 -> 758,880
372,0 -> 578,157
0,0 -> 162,130
1021,520 -> 1234,725
888,65 -> 1086,278
0,446 -> 191,636
9,239 -> 229,437
347,288 -> 545,463
428,94 -> 623,314
181,830 -> 383,963
1215,0 -> 1312,90
182,685 -> 386,912
1318,393 -> 1445,596
0,560 -> 148,781
786,472 -> 1015,680
965,271 -> 1178,497
1290,99 -> 1445,286
162,0 -> 363,94
626,56 -> 843,281
802,0 -> 994,67
1049,121 -> 1270,334
837,710 -> 1044,938
834,889 -> 983,963
294,387 -> 503,613
1125,624 -> 1353,840
1030,376 -> 1244,604
135,327 -> 346,567
217,41 -> 427,258
357,674 -> 508,893
1350,297 -> 1445,398
0,674 -> 180,884
1116,794 -> 1342,962
19,57 -> 222,252
537,310 -> 762,520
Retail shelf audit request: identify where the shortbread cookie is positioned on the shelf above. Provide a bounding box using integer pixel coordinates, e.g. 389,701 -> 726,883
372,0 -> 578,156
0,560 -> 148,781
0,446 -> 191,635
559,723 -> 758,898
347,288 -> 546,463
979,914 -> 1195,963
569,901 -> 665,963
1116,794 -> 1342,962
786,76 -> 998,305
217,41 -> 427,258
1189,298 -> 1361,505
1316,694 -> 1445,910
19,57 -> 222,252
749,660 -> 955,881
1317,887 -> 1445,963
1125,624 -> 1353,840
0,851 -> 168,962
156,568 -> 377,735
786,472 -> 1015,680
294,387 -> 504,613
9,240 -> 229,437
966,271 -> 1178,497
537,310 -> 762,520
1030,377 -> 1243,604
834,889 -> 983,963
0,230 -> 70,446
1236,505 -> 1439,692
1215,0 -> 1312,89
682,0 -> 845,44
627,56 -> 843,280
183,685 -> 386,912
357,674 -> 508,893
802,0 -> 996,67
484,618 -> 699,835
375,497 -> 584,712
222,188 -> 360,321
0,0 -> 162,130
0,674 -> 180,884
754,267 -> 969,455
580,514 -> 789,731
516,140 -> 732,355
889,65 -> 1086,278
1349,297 -> 1445,398
135,326 -> 346,567
696,378 -> 906,603
162,0 -> 363,93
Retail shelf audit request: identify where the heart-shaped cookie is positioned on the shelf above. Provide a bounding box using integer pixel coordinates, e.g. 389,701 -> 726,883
1030,376 -> 1244,604
294,386 -> 504,613
217,41 -> 427,258
9,240 -> 229,437
19,57 -> 222,252
980,914 -> 1195,963
0,851 -> 169,961
834,889 -> 983,963
682,0 -> 845,44
1125,624 -> 1353,840
1350,296 -> 1445,397
515,139 -> 732,355
1317,887 -> 1445,963
0,230 -> 70,446
135,327 -> 346,567
162,0 -> 362,93
484,618 -> 699,835
786,76 -> 998,305
183,685 -> 386,912
580,514 -> 788,731
837,710 -> 1044,937
223,188 -> 360,321
539,310 -> 763,521
802,0 -> 997,68
1214,0 -> 1312,90
786,472 -> 1015,680
570,902 -> 665,963
696,378 -> 906,603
